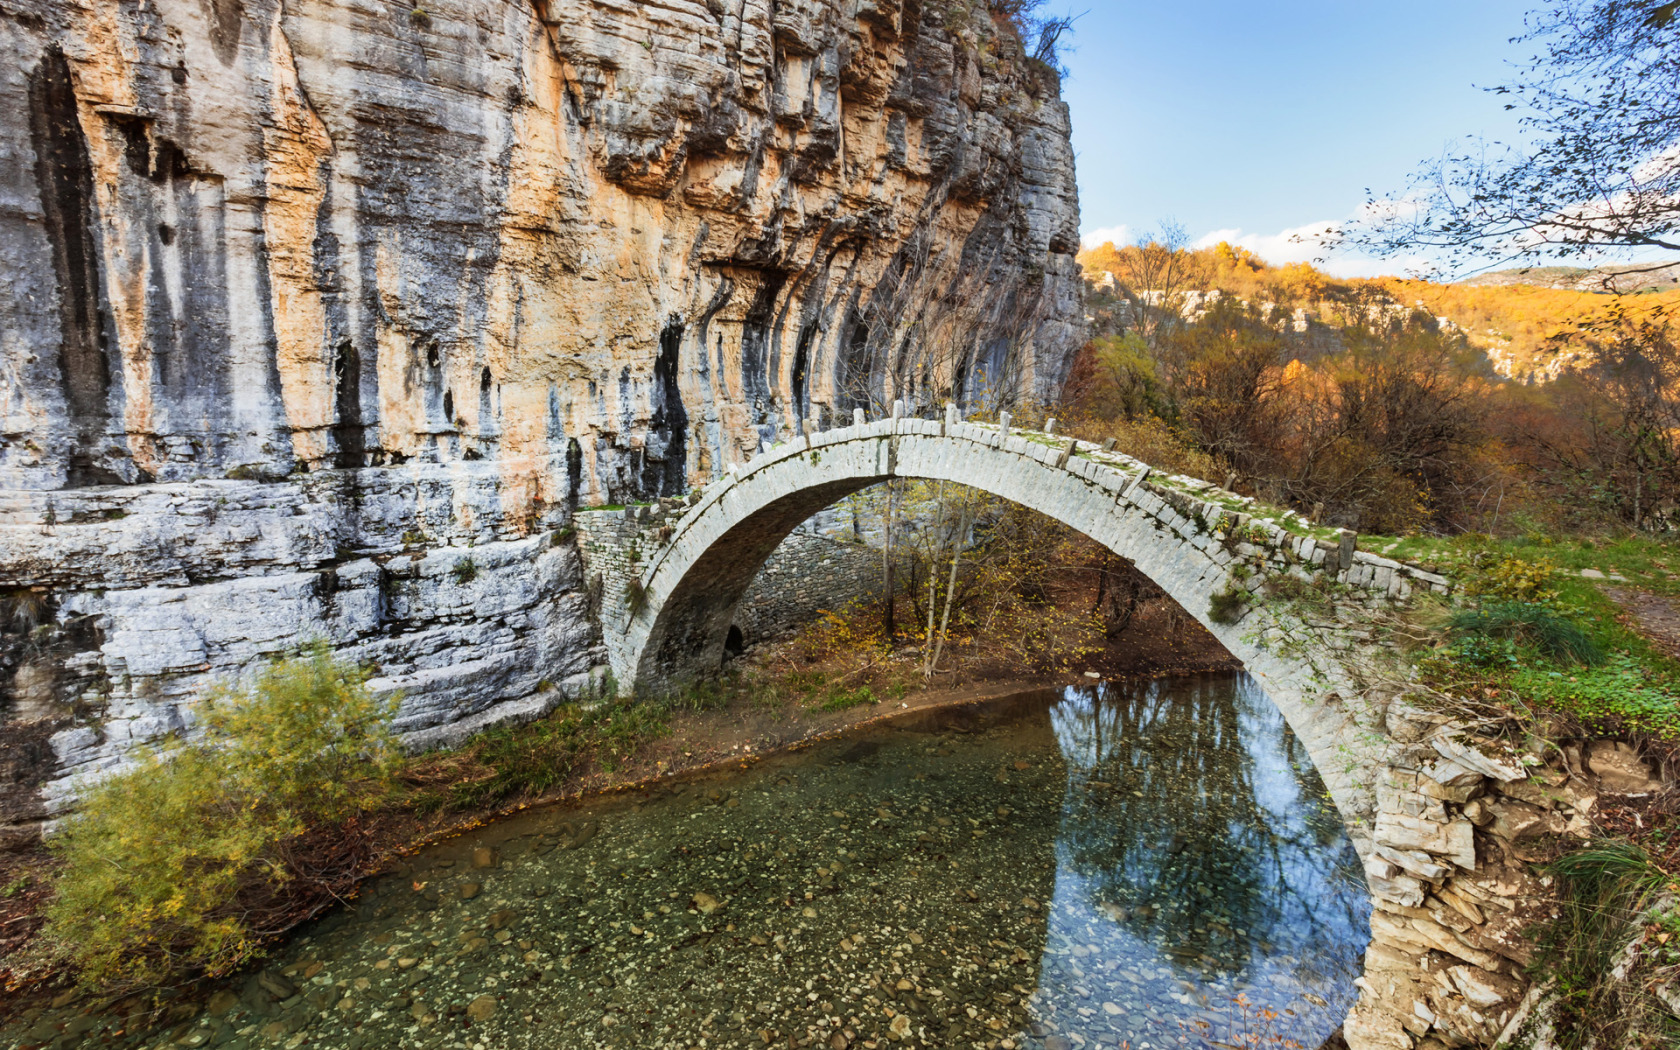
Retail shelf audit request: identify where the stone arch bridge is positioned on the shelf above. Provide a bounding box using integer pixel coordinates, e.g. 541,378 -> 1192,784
578,410 -> 1553,1050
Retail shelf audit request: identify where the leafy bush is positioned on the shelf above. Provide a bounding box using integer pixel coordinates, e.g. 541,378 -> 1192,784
451,557 -> 478,585
1465,554 -> 1562,606
1451,601 -> 1604,665
44,644 -> 400,988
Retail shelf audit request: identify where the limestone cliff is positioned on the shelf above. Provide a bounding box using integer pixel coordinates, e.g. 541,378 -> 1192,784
4,0 -> 1081,496
0,0 -> 1083,840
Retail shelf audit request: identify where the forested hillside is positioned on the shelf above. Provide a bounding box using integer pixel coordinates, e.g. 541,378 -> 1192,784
1071,239 -> 1680,536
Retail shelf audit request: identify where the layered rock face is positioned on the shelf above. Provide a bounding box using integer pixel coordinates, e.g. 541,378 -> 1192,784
3,0 -> 1081,495
0,0 -> 1083,835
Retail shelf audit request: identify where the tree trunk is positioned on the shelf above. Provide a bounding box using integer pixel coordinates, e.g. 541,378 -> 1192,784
882,480 -> 898,640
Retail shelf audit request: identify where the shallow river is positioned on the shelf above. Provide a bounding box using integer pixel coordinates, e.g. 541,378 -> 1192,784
18,672 -> 1371,1050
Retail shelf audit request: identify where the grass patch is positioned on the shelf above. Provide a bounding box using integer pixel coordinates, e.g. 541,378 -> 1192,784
1451,601 -> 1604,665
817,685 -> 877,712
1532,839 -> 1680,1050
412,696 -> 670,814
1376,532 -> 1680,739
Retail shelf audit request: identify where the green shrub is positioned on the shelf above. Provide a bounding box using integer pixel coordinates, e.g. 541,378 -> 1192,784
451,557 -> 478,585
1208,587 -> 1246,625
44,644 -> 400,988
1451,601 -> 1604,665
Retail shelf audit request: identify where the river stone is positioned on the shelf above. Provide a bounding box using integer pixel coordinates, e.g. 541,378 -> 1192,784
256,971 -> 296,1000
206,990 -> 240,1017
466,995 -> 498,1022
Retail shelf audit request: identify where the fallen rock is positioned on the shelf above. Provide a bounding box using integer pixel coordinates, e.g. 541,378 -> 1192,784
1485,800 -> 1563,842
1448,964 -> 1525,1009
466,994 -> 497,1022
1432,735 -> 1528,782
1587,740 -> 1662,794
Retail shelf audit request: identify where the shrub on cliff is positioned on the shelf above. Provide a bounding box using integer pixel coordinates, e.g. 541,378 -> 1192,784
44,643 -> 401,988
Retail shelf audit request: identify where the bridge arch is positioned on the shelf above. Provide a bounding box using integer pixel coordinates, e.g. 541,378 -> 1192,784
579,414 -> 1544,1050
596,414 -> 1452,851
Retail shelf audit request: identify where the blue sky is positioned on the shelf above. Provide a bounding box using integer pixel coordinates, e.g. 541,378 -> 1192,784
1060,1 -> 1537,276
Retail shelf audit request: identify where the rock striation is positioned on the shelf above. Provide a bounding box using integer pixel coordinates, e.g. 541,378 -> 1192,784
4,0 -> 1081,495
0,0 -> 1083,837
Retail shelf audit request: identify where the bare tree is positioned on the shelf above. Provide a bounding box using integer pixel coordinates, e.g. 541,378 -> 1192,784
1348,0 -> 1680,277
1109,222 -> 1211,349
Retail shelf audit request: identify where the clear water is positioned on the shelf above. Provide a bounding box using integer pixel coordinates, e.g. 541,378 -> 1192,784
15,673 -> 1369,1050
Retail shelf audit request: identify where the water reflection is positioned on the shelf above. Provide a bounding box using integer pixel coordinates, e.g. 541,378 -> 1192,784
2,674 -> 1367,1050
1029,674 -> 1370,1049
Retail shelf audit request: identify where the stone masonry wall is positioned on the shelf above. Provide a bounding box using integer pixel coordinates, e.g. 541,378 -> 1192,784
734,514 -> 884,645
574,503 -> 883,671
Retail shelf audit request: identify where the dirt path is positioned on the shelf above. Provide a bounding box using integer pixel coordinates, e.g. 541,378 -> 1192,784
1605,586 -> 1680,660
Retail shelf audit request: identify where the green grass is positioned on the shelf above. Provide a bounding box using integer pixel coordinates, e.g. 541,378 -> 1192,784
817,685 -> 877,712
1451,602 -> 1604,664
415,697 -> 671,814
1367,532 -> 1680,597
778,669 -> 883,712
1389,532 -> 1680,739
1532,840 -> 1680,1050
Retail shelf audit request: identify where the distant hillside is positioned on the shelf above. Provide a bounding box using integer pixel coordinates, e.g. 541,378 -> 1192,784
1077,241 -> 1680,381
1464,263 -> 1680,294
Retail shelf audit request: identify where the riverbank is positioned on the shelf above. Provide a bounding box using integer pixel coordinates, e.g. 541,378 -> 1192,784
0,589 -> 1237,1015
6,671 -> 1363,1050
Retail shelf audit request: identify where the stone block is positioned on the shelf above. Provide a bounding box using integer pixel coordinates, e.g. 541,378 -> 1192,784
1447,965 -> 1523,1010
1431,735 -> 1528,782
1375,845 -> 1452,881
1375,813 -> 1476,869
1484,799 -> 1563,842
1415,774 -> 1481,803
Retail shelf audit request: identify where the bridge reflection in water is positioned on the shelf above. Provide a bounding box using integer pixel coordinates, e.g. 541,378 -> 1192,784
31,674 -> 1369,1050
1031,673 -> 1371,1050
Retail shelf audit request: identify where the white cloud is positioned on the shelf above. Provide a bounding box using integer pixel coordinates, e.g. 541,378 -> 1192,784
1193,215 -> 1440,279
1079,224 -> 1130,248
1192,220 -> 1340,265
